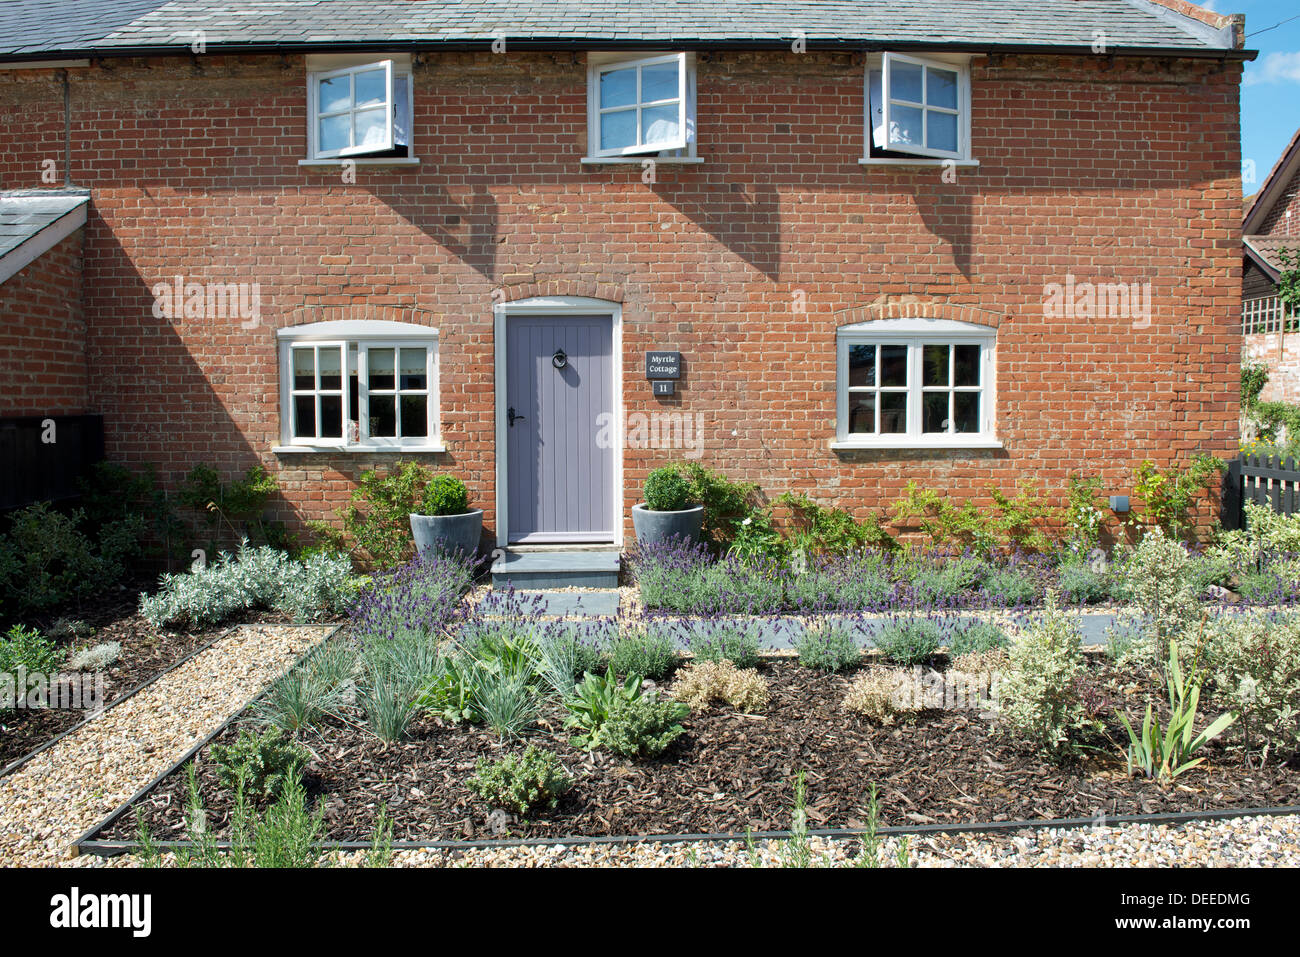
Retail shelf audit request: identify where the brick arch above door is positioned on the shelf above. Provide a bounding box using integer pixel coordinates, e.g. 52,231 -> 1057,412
495,276 -> 626,305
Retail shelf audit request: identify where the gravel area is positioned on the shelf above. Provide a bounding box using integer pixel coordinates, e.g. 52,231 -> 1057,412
0,624 -> 334,868
76,812 -> 1300,868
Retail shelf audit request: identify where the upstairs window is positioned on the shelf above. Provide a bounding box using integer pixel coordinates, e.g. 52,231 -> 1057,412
587,52 -> 695,158
866,53 -> 970,162
277,321 -> 440,451
307,56 -> 412,160
835,319 -> 997,448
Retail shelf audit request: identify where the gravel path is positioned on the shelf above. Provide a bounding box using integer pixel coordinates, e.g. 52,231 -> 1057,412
0,624 -> 333,868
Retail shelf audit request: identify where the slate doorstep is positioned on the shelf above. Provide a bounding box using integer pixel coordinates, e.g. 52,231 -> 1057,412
490,549 -> 620,589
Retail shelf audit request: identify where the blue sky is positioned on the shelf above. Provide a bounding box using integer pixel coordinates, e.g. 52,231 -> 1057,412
1223,0 -> 1300,192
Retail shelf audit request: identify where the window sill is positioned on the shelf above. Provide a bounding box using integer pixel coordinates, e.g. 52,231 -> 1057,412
274,444 -> 447,455
298,157 -> 421,167
581,156 -> 704,165
858,157 -> 980,168
830,437 -> 1003,451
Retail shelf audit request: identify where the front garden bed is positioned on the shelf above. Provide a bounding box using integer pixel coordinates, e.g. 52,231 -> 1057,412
98,650 -> 1298,846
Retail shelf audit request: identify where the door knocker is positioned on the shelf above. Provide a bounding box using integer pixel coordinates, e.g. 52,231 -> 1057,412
552,349 -> 567,369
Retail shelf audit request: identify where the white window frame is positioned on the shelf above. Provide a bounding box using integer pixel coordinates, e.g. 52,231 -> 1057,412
833,319 -> 999,450
586,51 -> 695,159
305,57 -> 414,161
864,52 -> 972,163
275,321 -> 442,453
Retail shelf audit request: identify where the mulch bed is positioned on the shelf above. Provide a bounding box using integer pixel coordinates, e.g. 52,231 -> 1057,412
0,581 -> 303,770
103,655 -> 1300,844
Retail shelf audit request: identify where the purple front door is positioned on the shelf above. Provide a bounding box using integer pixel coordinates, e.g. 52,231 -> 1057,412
505,315 -> 615,543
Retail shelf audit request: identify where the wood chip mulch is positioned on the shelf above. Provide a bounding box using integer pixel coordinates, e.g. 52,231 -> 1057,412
104,657 -> 1300,844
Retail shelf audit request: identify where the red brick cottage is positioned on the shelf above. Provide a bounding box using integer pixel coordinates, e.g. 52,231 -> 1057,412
1243,126 -> 1300,404
0,0 -> 1248,555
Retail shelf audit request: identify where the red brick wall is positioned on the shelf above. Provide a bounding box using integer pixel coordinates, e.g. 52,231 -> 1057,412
1258,161 -> 1300,238
0,51 -> 1243,541
0,229 -> 87,416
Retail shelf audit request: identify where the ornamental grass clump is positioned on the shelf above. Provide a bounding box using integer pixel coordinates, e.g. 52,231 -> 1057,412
468,745 -> 572,816
794,621 -> 862,673
995,592 -> 1093,761
671,659 -> 769,713
254,639 -> 357,733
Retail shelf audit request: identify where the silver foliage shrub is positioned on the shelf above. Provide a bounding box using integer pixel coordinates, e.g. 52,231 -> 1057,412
67,641 -> 122,671
1203,609 -> 1300,764
139,541 -> 354,628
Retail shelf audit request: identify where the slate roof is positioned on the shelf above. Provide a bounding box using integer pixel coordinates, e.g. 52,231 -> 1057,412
0,0 -> 1242,59
0,191 -> 88,261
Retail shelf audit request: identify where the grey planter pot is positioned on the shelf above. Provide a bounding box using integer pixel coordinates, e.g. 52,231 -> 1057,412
410,509 -> 483,559
631,503 -> 704,547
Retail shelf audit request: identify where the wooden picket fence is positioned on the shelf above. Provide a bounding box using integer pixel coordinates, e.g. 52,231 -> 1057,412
1223,453 -> 1300,530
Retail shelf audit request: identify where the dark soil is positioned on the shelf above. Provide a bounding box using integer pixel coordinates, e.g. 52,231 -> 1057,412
104,656 -> 1300,844
0,580 -> 305,770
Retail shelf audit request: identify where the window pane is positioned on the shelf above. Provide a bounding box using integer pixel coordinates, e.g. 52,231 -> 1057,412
923,344 -> 949,387
400,395 -> 428,438
399,348 -> 427,390
369,395 -> 396,437
954,345 -> 981,386
318,75 -> 350,114
354,107 -> 388,148
354,68 -> 387,108
927,110 -> 958,153
601,109 -> 637,151
848,393 -> 876,435
368,348 -> 396,391
889,104 -> 923,147
954,392 -> 981,433
890,60 -> 924,103
641,62 -> 680,102
641,104 -> 680,146
318,347 -> 342,390
292,349 -> 314,390
923,392 -> 950,433
928,68 -> 959,110
600,67 -> 637,108
320,395 -> 343,438
880,392 -> 908,434
880,345 -> 908,387
293,395 -> 316,438
848,344 -> 876,388
319,113 -> 349,153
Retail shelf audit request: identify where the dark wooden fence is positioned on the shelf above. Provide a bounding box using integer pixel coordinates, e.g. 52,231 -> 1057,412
0,415 -> 104,511
1224,453 -> 1300,530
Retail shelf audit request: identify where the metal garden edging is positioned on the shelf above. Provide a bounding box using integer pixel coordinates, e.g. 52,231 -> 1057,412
67,623 -> 343,856
76,803 -> 1300,859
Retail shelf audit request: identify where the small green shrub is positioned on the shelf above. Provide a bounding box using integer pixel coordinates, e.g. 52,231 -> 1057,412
420,474 -> 470,516
564,671 -> 644,749
946,620 -> 1008,657
599,694 -> 690,758
0,624 -> 64,676
644,467 -> 695,512
211,727 -> 310,800
1203,610 -> 1300,762
607,624 -> 679,679
66,641 -> 121,672
672,462 -> 759,547
1107,529 -> 1204,664
778,493 -> 896,555
795,622 -> 862,673
468,745 -> 571,816
339,461 -> 431,568
872,618 -> 942,666
995,593 -> 1093,761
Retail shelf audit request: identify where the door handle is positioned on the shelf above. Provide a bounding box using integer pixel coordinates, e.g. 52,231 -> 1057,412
507,406 -> 525,427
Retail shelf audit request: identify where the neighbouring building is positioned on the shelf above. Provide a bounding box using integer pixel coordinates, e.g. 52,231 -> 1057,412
0,0 -> 1248,557
1243,127 -> 1300,404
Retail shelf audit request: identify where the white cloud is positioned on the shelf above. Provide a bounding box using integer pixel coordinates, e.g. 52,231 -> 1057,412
1244,51 -> 1300,87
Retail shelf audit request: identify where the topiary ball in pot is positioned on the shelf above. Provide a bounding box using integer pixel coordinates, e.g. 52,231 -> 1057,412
634,466 -> 704,546
410,474 -> 482,559
643,467 -> 694,512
